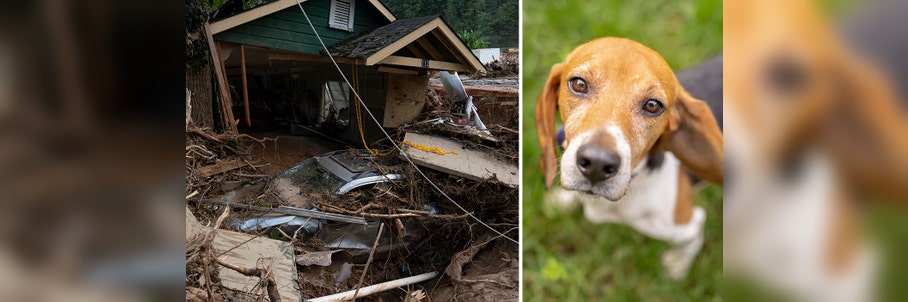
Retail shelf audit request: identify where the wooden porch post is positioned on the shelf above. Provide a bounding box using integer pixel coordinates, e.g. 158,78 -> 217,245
205,24 -> 237,133
240,44 -> 251,127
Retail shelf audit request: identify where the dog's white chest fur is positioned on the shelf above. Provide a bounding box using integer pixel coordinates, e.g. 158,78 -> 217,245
551,152 -> 706,279
724,154 -> 876,302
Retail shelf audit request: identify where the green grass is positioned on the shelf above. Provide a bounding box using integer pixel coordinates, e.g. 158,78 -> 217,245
521,0 -> 723,300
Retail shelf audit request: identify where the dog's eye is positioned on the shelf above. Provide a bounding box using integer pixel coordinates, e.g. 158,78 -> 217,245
765,55 -> 808,96
642,99 -> 664,115
568,77 -> 588,94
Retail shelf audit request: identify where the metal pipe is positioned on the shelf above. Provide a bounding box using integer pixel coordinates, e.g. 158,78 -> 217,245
306,271 -> 438,302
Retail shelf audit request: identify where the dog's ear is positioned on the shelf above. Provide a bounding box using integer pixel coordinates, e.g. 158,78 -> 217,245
819,60 -> 908,200
536,63 -> 563,188
664,87 -> 724,185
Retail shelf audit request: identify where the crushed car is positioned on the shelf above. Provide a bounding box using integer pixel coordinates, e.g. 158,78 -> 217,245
275,149 -> 404,195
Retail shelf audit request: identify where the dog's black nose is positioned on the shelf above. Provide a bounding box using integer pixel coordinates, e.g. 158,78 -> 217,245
577,145 -> 621,183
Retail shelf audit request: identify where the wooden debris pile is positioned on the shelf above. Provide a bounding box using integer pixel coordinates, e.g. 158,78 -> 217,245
185,127 -> 274,201
483,51 -> 519,78
409,79 -> 519,165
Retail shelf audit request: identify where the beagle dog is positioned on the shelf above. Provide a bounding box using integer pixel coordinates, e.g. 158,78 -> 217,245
535,37 -> 723,279
724,0 -> 908,300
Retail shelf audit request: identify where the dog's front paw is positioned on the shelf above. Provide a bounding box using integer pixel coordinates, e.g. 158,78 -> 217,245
662,248 -> 692,280
662,234 -> 704,280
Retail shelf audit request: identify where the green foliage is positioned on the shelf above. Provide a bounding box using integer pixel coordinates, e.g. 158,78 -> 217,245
241,0 -> 260,10
522,0 -> 723,300
458,29 -> 488,49
540,257 -> 569,281
382,0 -> 518,47
206,0 -> 229,15
186,0 -> 272,71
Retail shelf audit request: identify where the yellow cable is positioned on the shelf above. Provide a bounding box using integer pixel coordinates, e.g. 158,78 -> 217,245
401,141 -> 459,155
352,63 -> 388,156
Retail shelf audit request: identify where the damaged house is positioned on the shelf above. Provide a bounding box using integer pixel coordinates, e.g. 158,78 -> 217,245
208,0 -> 486,144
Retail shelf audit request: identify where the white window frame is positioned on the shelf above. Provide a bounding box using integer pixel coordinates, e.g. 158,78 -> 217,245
328,0 -> 355,32
320,81 -> 351,123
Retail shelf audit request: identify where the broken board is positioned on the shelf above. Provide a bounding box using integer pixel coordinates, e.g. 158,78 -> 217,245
210,230 -> 299,302
187,207 -> 206,239
194,159 -> 245,178
187,209 -> 300,302
401,132 -> 518,187
383,74 -> 428,128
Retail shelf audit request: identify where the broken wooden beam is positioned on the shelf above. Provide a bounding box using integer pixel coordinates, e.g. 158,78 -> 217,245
401,132 -> 518,187
430,84 -> 518,97
194,159 -> 245,178
216,41 -> 238,132
204,23 -> 237,133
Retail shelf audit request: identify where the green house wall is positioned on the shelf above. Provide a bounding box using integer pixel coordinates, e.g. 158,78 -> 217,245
214,0 -> 391,54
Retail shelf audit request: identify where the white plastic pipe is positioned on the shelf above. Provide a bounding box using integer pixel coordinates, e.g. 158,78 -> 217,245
306,271 -> 439,302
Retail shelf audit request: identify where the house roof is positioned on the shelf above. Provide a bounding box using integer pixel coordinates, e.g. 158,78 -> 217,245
210,0 -> 396,35
328,15 -> 436,58
209,0 -> 484,74
328,16 -> 486,74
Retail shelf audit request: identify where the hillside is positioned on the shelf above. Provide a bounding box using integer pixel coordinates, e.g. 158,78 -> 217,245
382,0 -> 518,47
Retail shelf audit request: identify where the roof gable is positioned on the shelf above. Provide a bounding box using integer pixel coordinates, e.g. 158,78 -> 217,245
328,16 -> 486,74
328,16 -> 436,59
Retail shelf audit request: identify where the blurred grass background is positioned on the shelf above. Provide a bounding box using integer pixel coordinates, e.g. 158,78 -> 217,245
521,0 -> 723,300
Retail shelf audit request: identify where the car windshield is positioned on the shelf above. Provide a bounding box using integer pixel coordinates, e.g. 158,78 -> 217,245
316,152 -> 379,182
275,156 -> 347,194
